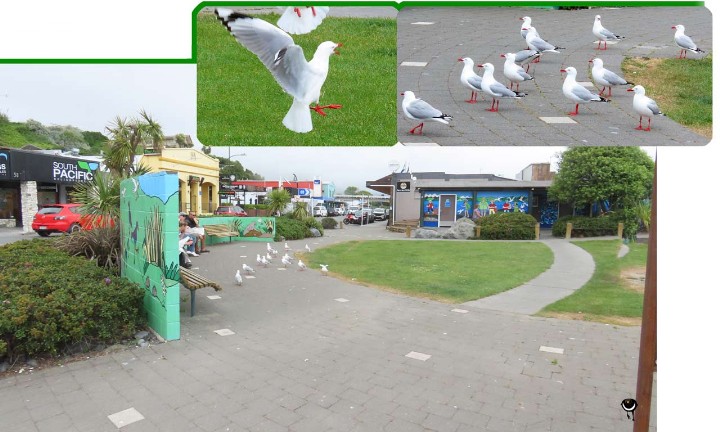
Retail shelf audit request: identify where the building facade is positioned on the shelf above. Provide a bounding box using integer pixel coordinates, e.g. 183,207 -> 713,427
139,148 -> 220,214
0,148 -> 101,230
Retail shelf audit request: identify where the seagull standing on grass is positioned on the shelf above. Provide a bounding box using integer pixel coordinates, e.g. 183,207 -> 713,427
672,24 -> 705,58
277,6 -> 329,35
560,66 -> 609,116
235,270 -> 243,285
400,91 -> 453,135
592,15 -> 624,50
215,8 -> 343,133
501,53 -> 534,92
589,58 -> 633,96
458,57 -> 484,104
627,85 -> 665,131
478,63 -> 526,112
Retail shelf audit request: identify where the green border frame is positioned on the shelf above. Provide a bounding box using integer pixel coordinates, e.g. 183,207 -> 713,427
0,1 -> 704,64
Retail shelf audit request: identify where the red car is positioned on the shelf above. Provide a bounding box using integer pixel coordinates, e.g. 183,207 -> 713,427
31,203 -> 109,236
214,205 -> 248,216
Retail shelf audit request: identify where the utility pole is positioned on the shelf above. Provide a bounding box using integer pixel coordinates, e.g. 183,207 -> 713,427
634,162 -> 657,432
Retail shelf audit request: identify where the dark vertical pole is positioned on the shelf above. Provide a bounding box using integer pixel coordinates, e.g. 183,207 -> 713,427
634,162 -> 657,432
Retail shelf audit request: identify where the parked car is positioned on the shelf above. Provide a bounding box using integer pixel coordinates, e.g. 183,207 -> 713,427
373,207 -> 389,221
328,206 -> 345,216
214,205 -> 247,216
313,205 -> 328,217
31,203 -> 110,237
361,208 -> 376,223
343,209 -> 373,225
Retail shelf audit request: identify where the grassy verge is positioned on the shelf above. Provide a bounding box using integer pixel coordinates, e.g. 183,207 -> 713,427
537,240 -> 648,326
197,12 -> 396,146
305,240 -> 553,303
622,56 -> 712,138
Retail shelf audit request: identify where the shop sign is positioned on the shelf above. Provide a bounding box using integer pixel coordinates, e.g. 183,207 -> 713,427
0,151 -> 9,180
396,181 -> 410,192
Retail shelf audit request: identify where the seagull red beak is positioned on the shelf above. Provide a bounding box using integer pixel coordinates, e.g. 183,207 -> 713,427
671,26 -> 677,29
560,69 -> 567,73
400,92 -> 405,96
500,54 -> 506,58
457,58 -> 464,62
477,65 -> 484,68
627,88 -> 634,92
521,28 -> 529,31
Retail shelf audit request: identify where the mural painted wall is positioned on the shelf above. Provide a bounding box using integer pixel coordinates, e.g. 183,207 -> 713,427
200,216 -> 276,245
421,191 -> 474,227
539,201 -> 559,228
474,190 -> 530,217
120,172 -> 181,341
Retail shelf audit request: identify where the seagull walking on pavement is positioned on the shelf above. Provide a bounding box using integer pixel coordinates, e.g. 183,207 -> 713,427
627,85 -> 665,131
235,270 -> 243,285
243,263 -> 255,274
277,6 -> 329,35
298,259 -> 307,271
589,58 -> 633,97
320,264 -> 329,276
524,27 -> 564,61
478,63 -> 526,112
672,24 -> 705,58
458,57 -> 484,104
401,91 -> 453,135
592,15 -> 624,50
284,242 -> 291,251
305,244 -> 312,253
215,8 -> 342,133
265,252 -> 273,263
519,16 -> 536,43
267,243 -> 272,252
282,256 -> 292,267
560,66 -> 609,116
501,53 -> 534,92
283,253 -> 294,263
512,49 -> 541,72
261,256 -> 270,267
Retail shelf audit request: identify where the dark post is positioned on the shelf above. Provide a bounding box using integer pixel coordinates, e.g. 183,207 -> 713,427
634,163 -> 657,432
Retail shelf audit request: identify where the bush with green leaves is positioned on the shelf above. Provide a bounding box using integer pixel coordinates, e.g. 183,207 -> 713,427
321,217 -> 338,229
274,216 -> 311,241
54,226 -> 122,271
551,215 -> 621,238
475,212 -> 537,240
0,240 -> 146,361
302,217 -> 324,236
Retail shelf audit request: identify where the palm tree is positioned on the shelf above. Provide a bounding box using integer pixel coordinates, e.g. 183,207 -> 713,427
266,189 -> 291,216
103,110 -> 163,177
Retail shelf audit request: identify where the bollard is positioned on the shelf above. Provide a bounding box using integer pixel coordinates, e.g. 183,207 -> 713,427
565,222 -> 573,239
617,222 -> 624,239
535,223 -> 540,240
474,225 -> 481,238
405,226 -> 411,238
340,219 -> 344,229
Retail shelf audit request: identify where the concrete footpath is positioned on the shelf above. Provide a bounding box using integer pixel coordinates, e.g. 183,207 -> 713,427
0,223 -> 654,431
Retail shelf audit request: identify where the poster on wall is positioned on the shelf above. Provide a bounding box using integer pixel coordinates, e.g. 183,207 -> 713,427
421,191 -> 474,226
474,191 -> 530,217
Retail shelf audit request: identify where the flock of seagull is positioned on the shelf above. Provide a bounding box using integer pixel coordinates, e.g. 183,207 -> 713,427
234,242 -> 328,286
401,14 -> 706,134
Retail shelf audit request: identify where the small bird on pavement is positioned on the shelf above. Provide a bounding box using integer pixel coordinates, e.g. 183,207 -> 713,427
285,242 -> 291,251
478,62 -> 526,112
235,270 -> 243,285
400,91 -> 453,136
282,253 -> 293,262
627,85 -> 665,131
501,52 -> 534,92
261,256 -> 270,267
458,57 -> 484,104
305,244 -> 312,253
320,264 -> 329,276
282,256 -> 292,267
560,66 -> 609,116
589,58 -> 633,97
243,263 -> 255,274
592,15 -> 624,50
298,259 -> 307,271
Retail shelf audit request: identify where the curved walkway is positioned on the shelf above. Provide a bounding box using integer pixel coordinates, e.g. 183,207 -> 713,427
463,238 -> 595,314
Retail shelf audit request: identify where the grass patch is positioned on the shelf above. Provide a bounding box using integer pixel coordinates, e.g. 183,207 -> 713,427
538,240 -> 647,325
622,56 -> 712,138
306,240 -> 553,303
197,12 -> 396,146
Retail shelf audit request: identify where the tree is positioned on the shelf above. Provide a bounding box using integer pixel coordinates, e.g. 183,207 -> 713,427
549,147 -> 654,213
266,189 -> 291,216
344,186 -> 359,195
217,157 -> 262,180
103,110 -> 163,176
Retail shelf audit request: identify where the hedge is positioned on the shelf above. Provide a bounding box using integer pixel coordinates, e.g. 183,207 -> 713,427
551,214 -> 636,238
321,217 -> 338,229
0,240 -> 146,361
475,212 -> 537,240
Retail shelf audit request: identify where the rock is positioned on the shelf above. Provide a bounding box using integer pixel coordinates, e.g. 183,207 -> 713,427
310,228 -> 322,237
0,361 -> 9,373
134,330 -> 149,340
414,228 -> 442,239
139,342 -> 149,348
26,358 -> 38,368
442,218 -> 476,239
137,339 -> 146,345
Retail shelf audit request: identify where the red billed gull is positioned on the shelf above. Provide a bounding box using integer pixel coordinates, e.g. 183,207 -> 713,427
243,263 -> 255,274
401,91 -> 453,135
512,49 -> 541,72
458,57 -> 483,103
235,270 -> 243,285
501,53 -> 534,92
478,63 -> 526,112
592,15 -> 624,50
672,24 -> 705,58
560,66 -> 609,116
216,8 -> 342,133
519,16 -> 536,42
524,27 -> 564,61
277,6 -> 329,35
589,58 -> 633,97
627,85 -> 665,131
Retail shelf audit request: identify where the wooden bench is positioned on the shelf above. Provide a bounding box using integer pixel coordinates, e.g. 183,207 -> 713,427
203,224 -> 240,242
179,267 -> 222,317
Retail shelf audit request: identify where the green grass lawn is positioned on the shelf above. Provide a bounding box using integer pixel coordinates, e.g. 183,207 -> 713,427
623,56 -> 712,138
305,240 -> 553,303
538,240 -> 648,325
196,12 -> 396,146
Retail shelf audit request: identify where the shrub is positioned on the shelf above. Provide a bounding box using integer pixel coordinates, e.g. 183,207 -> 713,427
551,215 -> 619,238
274,216 -> 311,241
321,217 -> 338,229
476,212 -> 537,240
303,216 -> 324,236
0,240 -> 146,361
54,226 -> 121,271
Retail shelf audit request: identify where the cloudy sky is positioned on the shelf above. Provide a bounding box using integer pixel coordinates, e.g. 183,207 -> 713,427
1,2 -> 718,417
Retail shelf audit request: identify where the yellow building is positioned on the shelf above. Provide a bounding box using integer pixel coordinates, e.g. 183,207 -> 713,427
139,148 -> 220,214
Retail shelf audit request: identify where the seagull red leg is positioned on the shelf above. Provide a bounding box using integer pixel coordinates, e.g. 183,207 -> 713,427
311,6 -> 317,16
568,104 -> 579,116
635,116 -> 645,130
409,123 -> 424,135
294,7 -> 302,17
607,87 -> 613,97
644,117 -> 652,132
311,104 -> 342,116
486,98 -> 499,112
